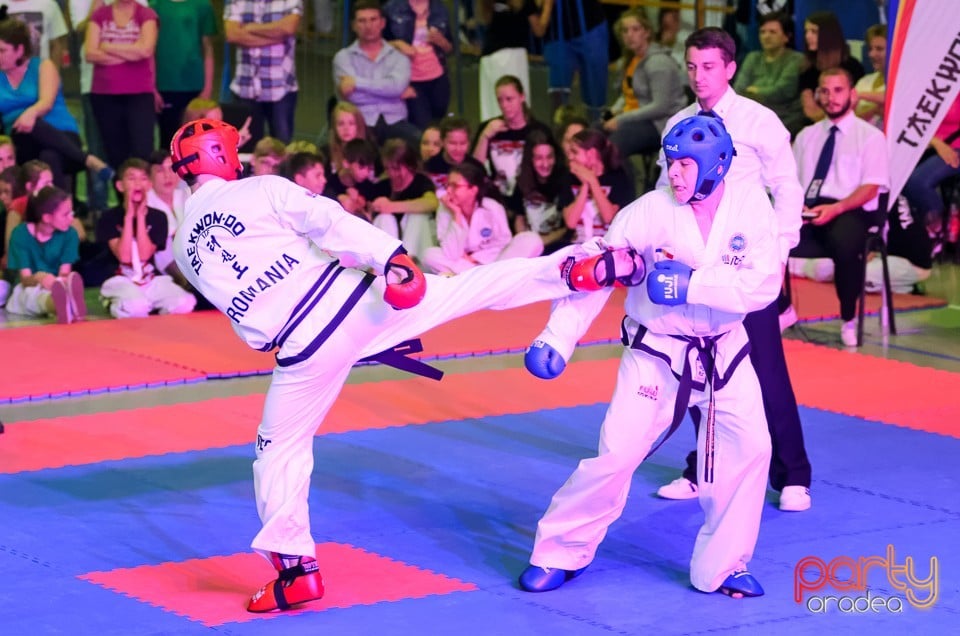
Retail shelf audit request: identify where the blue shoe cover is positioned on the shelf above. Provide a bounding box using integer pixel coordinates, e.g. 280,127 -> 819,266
518,564 -> 587,592
718,570 -> 764,598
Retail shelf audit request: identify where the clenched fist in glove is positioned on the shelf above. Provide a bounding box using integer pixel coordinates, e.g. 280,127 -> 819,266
646,259 -> 692,306
562,247 -> 646,291
524,339 -> 567,379
384,250 -> 426,309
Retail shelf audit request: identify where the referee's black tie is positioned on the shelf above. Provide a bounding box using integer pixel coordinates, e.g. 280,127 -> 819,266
805,125 -> 838,207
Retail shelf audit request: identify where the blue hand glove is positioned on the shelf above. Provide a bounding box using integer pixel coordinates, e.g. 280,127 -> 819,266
524,340 -> 567,379
646,260 -> 693,306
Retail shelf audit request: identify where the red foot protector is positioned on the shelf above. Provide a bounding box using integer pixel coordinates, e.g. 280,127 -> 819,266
78,542 -> 477,626
247,558 -> 325,613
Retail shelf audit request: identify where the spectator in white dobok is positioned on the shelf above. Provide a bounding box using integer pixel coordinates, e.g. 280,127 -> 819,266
422,161 -> 542,274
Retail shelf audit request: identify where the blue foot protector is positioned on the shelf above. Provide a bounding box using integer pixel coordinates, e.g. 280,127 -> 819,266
518,565 -> 588,592
718,570 -> 764,598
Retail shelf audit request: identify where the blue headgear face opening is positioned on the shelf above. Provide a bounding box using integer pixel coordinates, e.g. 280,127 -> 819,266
662,116 -> 735,203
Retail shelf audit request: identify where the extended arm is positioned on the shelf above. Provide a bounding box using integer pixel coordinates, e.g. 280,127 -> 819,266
267,177 -> 403,273
530,288 -> 612,370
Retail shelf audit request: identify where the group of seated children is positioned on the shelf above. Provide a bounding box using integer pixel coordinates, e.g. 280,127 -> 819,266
297,75 -> 636,278
1,75 -> 642,323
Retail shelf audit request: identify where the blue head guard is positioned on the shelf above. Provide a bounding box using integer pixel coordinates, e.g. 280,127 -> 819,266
662,115 -> 735,202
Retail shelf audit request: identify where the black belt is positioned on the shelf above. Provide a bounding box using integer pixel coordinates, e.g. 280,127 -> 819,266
359,339 -> 444,381
620,317 -> 750,482
271,266 -> 443,380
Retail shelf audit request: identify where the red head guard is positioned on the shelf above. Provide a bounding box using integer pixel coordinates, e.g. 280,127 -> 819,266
170,118 -> 243,182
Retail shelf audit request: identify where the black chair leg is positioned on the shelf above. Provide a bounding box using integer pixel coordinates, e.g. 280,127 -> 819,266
857,238 -> 896,347
857,248 -> 869,347
879,243 -> 897,336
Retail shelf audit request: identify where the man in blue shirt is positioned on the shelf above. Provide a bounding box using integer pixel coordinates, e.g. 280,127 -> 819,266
332,0 -> 421,149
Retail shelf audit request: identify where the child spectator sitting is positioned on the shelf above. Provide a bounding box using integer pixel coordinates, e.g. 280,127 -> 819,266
371,138 -> 439,262
183,97 -> 253,148
854,24 -> 887,130
515,129 -> 573,254
556,113 -> 590,165
326,101 -> 372,176
0,164 -> 23,275
146,151 -> 189,284
0,137 -> 16,248
279,152 -> 328,195
0,165 -> 18,202
419,124 -> 442,163
561,129 -> 635,243
248,137 -> 286,177
5,185 -> 85,323
476,0 -> 545,121
97,159 -> 196,318
0,165 -> 21,204
424,116 -> 486,198
0,134 -> 15,169
325,138 -> 388,222
285,139 -> 319,156
473,75 -> 552,200
4,161 -> 73,264
422,161 -> 542,274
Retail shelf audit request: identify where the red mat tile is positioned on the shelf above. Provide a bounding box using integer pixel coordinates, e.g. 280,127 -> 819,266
5,340 -> 958,476
0,295 -> 625,402
0,361 -> 619,473
786,339 -> 960,437
1,282 -> 945,403
76,311 -> 274,376
78,542 -> 476,626
0,328 -> 207,402
789,276 -> 946,321
0,395 -> 265,473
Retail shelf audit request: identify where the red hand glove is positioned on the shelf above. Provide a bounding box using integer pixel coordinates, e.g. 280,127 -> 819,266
383,251 -> 426,309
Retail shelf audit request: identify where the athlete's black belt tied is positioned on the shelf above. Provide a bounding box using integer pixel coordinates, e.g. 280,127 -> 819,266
620,317 -> 750,482
360,339 -> 444,381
